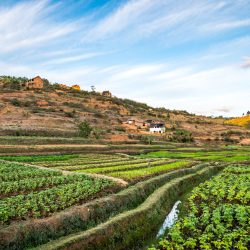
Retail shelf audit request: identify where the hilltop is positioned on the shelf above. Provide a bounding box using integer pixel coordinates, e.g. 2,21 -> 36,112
0,75 -> 249,145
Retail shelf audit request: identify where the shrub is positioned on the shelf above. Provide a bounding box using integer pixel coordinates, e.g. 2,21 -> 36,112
114,126 -> 126,132
78,121 -> 92,138
10,98 -> 21,107
170,129 -> 193,142
65,110 -> 76,118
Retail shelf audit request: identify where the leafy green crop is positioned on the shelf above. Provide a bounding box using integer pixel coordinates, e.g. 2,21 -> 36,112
0,162 -> 114,224
150,165 -> 250,250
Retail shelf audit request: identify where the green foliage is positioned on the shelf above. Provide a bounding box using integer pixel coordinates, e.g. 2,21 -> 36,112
0,154 -> 78,162
0,75 -> 27,90
10,98 -> 22,106
245,121 -> 250,129
0,162 -> 113,224
152,165 -> 250,250
170,129 -> 193,142
142,148 -> 250,162
109,161 -> 191,180
63,102 -> 83,109
114,126 -> 126,132
78,121 -> 92,138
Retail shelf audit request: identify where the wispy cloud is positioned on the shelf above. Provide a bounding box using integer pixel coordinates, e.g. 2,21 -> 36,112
0,0 -> 78,53
0,0 -> 249,116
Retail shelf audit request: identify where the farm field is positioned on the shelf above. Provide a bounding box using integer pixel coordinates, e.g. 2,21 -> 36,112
0,146 -> 249,249
141,146 -> 250,162
1,153 -> 194,182
0,161 -> 115,225
151,165 -> 250,249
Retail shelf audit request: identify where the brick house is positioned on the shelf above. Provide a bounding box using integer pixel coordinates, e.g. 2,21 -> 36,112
71,85 -> 81,91
102,91 -> 112,97
23,76 -> 43,89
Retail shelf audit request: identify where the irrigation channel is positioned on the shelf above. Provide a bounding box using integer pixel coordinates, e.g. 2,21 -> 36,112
142,200 -> 182,249
156,200 -> 181,238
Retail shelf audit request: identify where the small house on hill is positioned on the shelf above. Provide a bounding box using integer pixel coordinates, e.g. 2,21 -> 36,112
71,85 -> 80,91
102,91 -> 112,97
23,76 -> 43,89
127,118 -> 135,125
149,123 -> 166,133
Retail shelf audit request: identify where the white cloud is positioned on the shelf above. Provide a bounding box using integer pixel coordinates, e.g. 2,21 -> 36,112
241,57 -> 250,68
0,1 -> 78,52
0,0 -> 249,117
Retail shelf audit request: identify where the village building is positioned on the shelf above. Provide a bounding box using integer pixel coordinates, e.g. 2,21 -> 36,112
127,118 -> 135,125
71,85 -> 81,91
149,123 -> 166,133
134,119 -> 145,127
143,119 -> 153,127
23,76 -> 43,89
102,91 -> 112,97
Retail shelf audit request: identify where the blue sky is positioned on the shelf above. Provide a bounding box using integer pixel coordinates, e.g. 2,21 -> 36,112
0,0 -> 250,117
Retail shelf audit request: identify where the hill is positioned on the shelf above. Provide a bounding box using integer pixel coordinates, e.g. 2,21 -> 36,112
0,75 -> 249,145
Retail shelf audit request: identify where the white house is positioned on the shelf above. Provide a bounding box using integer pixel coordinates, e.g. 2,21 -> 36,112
127,119 -> 135,125
149,123 -> 166,133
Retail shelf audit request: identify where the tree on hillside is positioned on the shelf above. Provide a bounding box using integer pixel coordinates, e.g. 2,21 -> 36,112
78,120 -> 92,138
0,76 -> 27,90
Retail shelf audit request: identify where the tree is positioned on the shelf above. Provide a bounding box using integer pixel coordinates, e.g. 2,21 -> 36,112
78,121 -> 92,138
91,85 -> 96,92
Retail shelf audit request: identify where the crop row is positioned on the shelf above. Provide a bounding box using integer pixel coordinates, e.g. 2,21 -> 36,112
0,177 -> 114,224
108,161 -> 191,180
80,159 -> 172,174
143,150 -> 250,162
39,156 -> 127,167
151,165 -> 250,249
58,158 -> 162,171
0,174 -> 96,197
0,162 -> 61,182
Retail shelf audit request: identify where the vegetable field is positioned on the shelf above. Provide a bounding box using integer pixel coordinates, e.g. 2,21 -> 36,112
0,161 -> 114,224
14,153 -> 193,182
0,146 -> 249,250
151,165 -> 250,250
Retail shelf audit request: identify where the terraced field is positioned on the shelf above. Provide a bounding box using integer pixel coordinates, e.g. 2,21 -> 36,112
151,165 -> 250,249
141,146 -> 250,162
0,146 -> 249,250
10,153 -> 193,182
0,161 -> 115,224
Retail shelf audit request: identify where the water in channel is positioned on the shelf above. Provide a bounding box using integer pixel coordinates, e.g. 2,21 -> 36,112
156,200 -> 181,238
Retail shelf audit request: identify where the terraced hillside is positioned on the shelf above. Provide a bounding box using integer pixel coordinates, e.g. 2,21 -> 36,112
1,77 -> 249,144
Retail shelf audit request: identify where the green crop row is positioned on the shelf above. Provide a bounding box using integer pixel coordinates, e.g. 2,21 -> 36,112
142,150 -> 250,162
0,174 -> 96,197
80,159 -> 172,174
53,158 -> 154,171
0,154 -> 79,162
0,162 -> 61,182
36,155 -> 125,167
0,177 -> 114,224
39,156 -> 126,167
151,165 -> 250,250
224,165 -> 250,173
108,161 -> 191,180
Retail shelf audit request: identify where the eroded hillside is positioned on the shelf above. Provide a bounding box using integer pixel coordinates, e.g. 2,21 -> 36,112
0,76 -> 249,144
